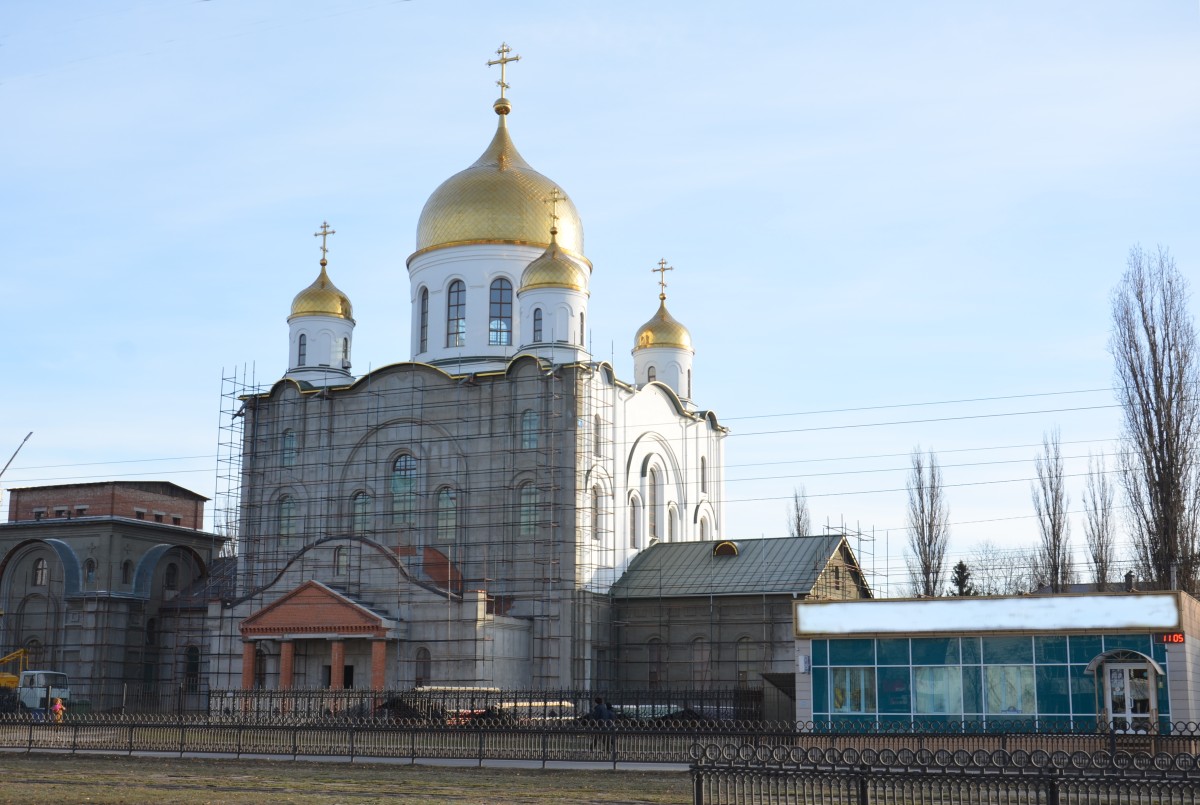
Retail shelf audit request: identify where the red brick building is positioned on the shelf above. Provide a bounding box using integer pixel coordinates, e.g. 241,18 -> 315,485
6,481 -> 206,529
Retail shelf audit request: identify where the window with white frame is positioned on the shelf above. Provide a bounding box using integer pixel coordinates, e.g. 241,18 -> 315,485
391,455 -> 417,524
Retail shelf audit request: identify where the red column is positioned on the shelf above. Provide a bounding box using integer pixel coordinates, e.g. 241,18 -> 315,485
371,640 -> 387,690
280,641 -> 295,690
240,642 -> 256,690
330,639 -> 345,689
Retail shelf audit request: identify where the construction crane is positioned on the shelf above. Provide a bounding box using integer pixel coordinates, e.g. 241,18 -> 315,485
0,431 -> 32,482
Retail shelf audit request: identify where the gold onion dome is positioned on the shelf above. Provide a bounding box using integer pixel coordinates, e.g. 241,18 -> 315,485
290,261 -> 354,321
413,99 -> 584,257
521,228 -> 589,292
634,301 -> 693,351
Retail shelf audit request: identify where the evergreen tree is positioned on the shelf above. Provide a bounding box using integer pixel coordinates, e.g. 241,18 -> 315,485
949,560 -> 977,596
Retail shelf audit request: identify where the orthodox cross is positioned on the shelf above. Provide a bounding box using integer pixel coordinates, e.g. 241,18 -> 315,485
314,221 -> 335,264
653,258 -> 673,300
487,42 -> 520,98
542,187 -> 563,229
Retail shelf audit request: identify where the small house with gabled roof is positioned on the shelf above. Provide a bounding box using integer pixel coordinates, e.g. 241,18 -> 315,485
609,534 -> 870,720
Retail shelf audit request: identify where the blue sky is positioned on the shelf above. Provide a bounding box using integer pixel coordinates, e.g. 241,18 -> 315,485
3,1 -> 1198,594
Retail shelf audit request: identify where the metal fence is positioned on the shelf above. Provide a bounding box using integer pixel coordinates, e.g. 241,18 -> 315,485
204,687 -> 765,723
691,744 -> 1200,804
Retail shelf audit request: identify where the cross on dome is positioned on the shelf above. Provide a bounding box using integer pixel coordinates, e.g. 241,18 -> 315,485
653,258 -> 673,300
487,42 -> 521,99
314,221 -> 336,266
543,187 -> 563,233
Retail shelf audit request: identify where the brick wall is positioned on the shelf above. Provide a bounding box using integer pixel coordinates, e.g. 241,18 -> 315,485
7,481 -> 205,529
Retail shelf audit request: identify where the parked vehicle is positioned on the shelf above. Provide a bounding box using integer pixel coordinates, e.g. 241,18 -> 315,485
0,650 -> 70,713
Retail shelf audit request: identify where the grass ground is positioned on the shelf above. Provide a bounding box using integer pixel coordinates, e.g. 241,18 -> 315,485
0,753 -> 692,804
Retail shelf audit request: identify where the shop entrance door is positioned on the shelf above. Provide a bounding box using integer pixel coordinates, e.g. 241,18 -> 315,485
1105,663 -> 1153,733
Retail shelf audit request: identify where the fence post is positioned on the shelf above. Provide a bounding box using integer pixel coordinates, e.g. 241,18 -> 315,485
857,775 -> 870,805
1047,774 -> 1060,805
692,767 -> 704,805
348,723 -> 355,762
178,717 -> 186,757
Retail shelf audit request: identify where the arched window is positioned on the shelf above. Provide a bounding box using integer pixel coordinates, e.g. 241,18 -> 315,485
692,637 -> 712,687
687,369 -> 692,398
579,312 -> 585,346
165,563 -> 178,591
419,287 -> 429,353
146,617 -> 157,647
488,278 -> 513,346
699,516 -> 709,541
352,492 -> 372,535
278,495 -> 296,537
254,647 -> 267,689
648,638 -> 666,689
647,366 -> 656,383
736,638 -> 754,687
281,430 -> 297,467
532,308 -> 543,342
629,496 -> 641,549
84,558 -> 97,585
591,486 -> 601,541
184,645 -> 201,692
700,457 -> 707,494
340,337 -> 349,363
593,415 -> 602,457
436,488 -> 457,541
298,333 -> 307,366
415,647 -> 432,688
521,410 -> 539,449
648,468 -> 660,541
446,279 -> 466,347
391,455 -> 417,524
121,560 -> 133,585
334,546 -> 349,575
519,484 -> 538,537
667,506 -> 676,543
32,558 -> 47,587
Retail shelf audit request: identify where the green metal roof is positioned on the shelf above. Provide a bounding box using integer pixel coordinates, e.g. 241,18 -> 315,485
609,535 -> 852,599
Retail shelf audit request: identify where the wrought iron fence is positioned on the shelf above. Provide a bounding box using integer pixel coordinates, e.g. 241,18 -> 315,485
691,743 -> 1200,804
204,687 -> 764,724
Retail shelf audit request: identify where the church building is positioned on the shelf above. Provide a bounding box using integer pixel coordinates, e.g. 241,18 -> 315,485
205,48 -> 726,691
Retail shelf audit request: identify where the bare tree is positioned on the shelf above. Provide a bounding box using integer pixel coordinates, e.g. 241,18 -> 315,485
1110,245 -> 1200,592
787,486 -> 811,538
1083,451 -> 1118,591
1032,428 -> 1073,592
906,448 -> 949,597
969,541 -> 1038,595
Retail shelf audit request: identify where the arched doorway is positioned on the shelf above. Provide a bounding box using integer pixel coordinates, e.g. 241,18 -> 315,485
1085,649 -> 1164,733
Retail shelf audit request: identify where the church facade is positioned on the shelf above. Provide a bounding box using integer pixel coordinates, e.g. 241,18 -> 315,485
205,53 -> 726,691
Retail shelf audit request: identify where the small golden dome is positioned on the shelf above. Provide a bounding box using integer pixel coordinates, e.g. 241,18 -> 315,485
634,301 -> 692,351
520,229 -> 589,293
413,112 -> 584,258
290,262 -> 353,320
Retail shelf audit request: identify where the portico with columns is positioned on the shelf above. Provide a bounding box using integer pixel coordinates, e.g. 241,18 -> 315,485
237,581 -> 397,690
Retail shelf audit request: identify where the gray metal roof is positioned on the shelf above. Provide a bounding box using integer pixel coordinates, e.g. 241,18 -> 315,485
609,535 -> 851,599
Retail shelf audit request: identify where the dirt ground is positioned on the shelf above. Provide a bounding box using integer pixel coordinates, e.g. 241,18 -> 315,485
0,753 -> 692,804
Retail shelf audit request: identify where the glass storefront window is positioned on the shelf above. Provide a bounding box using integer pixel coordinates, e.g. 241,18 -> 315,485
831,667 -> 876,713
985,665 -> 1035,715
914,667 -> 962,715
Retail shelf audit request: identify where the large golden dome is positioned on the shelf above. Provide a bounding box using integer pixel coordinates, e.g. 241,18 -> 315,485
290,262 -> 353,321
412,101 -> 584,259
520,228 -> 589,293
634,301 -> 692,351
